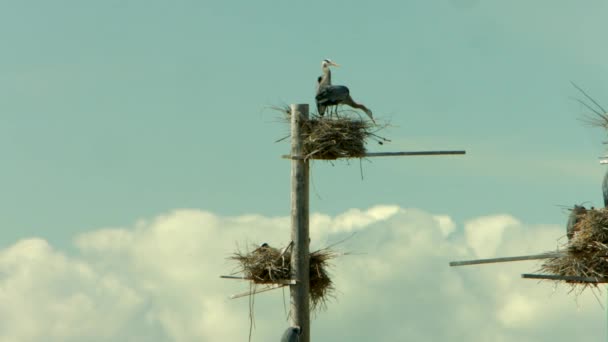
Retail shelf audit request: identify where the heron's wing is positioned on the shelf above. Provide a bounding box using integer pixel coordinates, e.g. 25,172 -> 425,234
315,85 -> 349,105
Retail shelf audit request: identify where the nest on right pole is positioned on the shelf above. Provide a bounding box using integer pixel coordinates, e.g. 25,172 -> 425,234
540,207 -> 608,290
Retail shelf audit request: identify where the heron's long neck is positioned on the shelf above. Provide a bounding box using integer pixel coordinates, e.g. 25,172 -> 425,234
319,67 -> 332,87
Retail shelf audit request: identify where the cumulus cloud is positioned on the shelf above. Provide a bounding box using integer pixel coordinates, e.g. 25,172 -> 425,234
465,214 -> 520,258
0,206 -> 603,341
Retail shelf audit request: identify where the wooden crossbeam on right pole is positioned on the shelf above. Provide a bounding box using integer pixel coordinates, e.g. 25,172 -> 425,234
522,274 -> 608,283
449,252 -> 563,267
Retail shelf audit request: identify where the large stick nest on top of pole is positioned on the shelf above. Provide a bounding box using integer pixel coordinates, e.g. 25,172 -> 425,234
540,207 -> 608,289
276,105 -> 385,160
301,117 -> 372,160
230,243 -> 337,312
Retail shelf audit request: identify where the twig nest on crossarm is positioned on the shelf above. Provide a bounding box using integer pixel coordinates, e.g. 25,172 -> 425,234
540,207 -> 608,289
230,244 -> 337,311
301,117 -> 372,160
231,245 -> 290,284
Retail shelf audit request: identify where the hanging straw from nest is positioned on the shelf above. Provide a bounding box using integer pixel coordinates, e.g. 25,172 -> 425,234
540,207 -> 608,290
229,243 -> 338,312
308,248 -> 337,311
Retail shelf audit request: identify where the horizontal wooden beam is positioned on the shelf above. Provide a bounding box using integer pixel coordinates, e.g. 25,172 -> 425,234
522,273 -> 608,283
364,150 -> 466,157
229,284 -> 287,299
449,252 -> 563,267
220,275 -> 297,285
282,150 -> 466,160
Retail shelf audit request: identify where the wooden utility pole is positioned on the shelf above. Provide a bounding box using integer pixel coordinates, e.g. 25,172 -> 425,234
290,104 -> 310,342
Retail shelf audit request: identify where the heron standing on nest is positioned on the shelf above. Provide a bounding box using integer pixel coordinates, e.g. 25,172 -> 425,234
315,59 -> 375,124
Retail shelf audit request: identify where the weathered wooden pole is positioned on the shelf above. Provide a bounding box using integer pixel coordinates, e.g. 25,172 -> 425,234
290,103 -> 310,342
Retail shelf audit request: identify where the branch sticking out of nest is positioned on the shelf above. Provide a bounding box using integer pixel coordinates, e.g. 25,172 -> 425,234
571,82 -> 608,131
229,244 -> 338,312
540,207 -> 608,290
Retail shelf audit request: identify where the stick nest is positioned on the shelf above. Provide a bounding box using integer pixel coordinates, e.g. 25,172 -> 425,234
540,207 -> 608,288
230,244 -> 338,311
301,117 -> 372,160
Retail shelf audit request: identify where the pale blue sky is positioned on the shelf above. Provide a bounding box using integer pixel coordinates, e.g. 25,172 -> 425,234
1,0 -> 608,249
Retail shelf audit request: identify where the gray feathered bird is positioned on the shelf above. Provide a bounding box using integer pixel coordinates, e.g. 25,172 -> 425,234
315,59 -> 375,123
280,326 -> 301,342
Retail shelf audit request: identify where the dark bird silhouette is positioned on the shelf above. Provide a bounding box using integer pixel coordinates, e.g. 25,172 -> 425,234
315,59 -> 375,123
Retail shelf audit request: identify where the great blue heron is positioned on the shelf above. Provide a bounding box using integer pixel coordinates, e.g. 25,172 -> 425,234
566,205 -> 587,240
315,59 -> 375,123
280,326 -> 301,342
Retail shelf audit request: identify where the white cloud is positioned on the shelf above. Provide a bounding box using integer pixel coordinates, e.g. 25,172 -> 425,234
497,293 -> 541,328
465,214 -> 520,258
0,207 -> 603,341
434,215 -> 456,237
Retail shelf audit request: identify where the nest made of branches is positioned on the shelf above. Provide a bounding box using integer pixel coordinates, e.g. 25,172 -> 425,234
230,244 -> 338,311
301,117 -> 372,160
275,106 -> 388,160
540,207 -> 608,289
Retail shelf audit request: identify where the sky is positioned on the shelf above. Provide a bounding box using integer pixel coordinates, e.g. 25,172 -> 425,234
1,1 -> 608,341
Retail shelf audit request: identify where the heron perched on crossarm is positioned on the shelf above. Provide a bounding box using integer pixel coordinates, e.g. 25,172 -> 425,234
315,59 -> 375,123
280,326 -> 301,342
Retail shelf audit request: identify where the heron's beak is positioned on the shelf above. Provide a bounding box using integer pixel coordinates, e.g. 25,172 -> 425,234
330,61 -> 340,67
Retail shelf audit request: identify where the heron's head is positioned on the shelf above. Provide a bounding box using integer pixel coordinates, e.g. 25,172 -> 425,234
321,59 -> 339,69
259,242 -> 269,248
